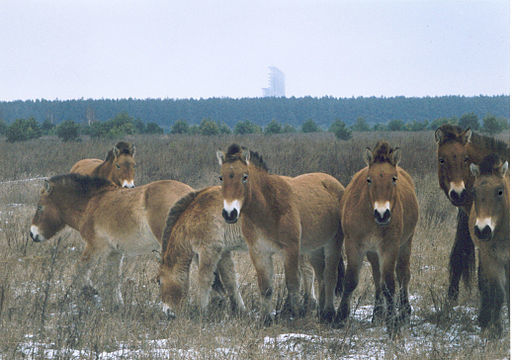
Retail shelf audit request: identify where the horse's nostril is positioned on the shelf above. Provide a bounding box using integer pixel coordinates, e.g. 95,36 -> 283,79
474,225 -> 492,241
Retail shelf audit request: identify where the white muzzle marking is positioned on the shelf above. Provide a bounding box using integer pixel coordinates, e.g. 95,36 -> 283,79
223,199 -> 241,214
374,201 -> 390,217
122,180 -> 135,188
449,181 -> 465,195
475,217 -> 494,232
30,225 -> 45,242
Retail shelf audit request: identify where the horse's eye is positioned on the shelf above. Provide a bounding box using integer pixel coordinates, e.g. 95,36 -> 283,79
497,188 -> 504,197
392,176 -> 398,184
439,158 -> 445,165
115,163 -> 121,169
366,177 -> 372,184
242,174 -> 248,183
219,176 -> 223,182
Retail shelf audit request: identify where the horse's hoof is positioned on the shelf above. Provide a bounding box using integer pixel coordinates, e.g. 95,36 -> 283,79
319,309 -> 335,323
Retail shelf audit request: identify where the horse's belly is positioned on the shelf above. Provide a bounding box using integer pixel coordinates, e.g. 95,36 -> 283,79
108,226 -> 160,256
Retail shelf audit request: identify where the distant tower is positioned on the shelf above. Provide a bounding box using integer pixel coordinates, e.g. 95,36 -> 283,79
262,66 -> 285,97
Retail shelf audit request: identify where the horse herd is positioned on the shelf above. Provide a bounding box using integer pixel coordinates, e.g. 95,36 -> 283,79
27,126 -> 509,337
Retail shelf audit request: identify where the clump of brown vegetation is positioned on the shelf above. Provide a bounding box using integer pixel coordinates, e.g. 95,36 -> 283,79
0,131 -> 508,359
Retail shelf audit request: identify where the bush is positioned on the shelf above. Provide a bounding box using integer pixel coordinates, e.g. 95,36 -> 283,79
264,119 -> 282,135
282,124 -> 296,133
171,120 -> 189,134
458,113 -> 480,131
406,120 -> 429,131
234,120 -> 261,135
302,119 -> 320,133
329,119 -> 352,140
41,119 -> 56,135
6,117 -> 42,142
56,120 -> 80,142
199,118 -> 219,136
218,122 -> 232,134
352,117 -> 370,131
144,122 -> 164,134
482,114 -> 503,135
387,119 -> 406,131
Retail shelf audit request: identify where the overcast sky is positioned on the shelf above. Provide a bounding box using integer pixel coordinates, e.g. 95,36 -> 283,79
0,0 -> 509,101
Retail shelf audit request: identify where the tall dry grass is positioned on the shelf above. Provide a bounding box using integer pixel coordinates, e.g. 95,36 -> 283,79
0,131 -> 509,359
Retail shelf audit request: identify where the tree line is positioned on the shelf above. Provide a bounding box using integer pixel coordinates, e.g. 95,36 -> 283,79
0,95 -> 508,131
0,111 -> 507,142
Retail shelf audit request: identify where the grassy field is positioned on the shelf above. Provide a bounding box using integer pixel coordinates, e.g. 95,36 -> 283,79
0,131 -> 509,359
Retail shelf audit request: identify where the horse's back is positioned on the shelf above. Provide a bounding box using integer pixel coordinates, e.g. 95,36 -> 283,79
288,173 -> 344,249
70,159 -> 102,175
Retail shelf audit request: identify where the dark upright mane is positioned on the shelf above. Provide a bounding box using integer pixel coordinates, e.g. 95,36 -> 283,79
469,132 -> 509,162
371,141 -> 397,164
105,141 -> 134,161
49,173 -> 114,195
478,153 -> 503,176
224,143 -> 269,171
437,124 -> 465,145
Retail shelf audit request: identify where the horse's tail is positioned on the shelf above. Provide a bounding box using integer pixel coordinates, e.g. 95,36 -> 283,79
335,225 -> 345,297
161,190 -> 199,264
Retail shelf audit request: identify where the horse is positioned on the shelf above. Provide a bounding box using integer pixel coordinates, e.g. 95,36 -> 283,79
469,154 -> 509,336
70,141 -> 136,188
29,173 -> 193,306
158,185 -> 317,319
435,125 -> 509,302
216,144 -> 344,323
334,141 -> 418,334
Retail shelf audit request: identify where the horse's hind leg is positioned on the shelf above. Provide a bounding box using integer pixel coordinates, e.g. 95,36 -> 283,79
299,255 -> 317,314
321,237 -> 342,323
72,243 -> 104,301
448,209 -> 475,302
104,251 -> 124,307
395,237 -> 412,325
367,251 -> 384,324
197,249 -> 223,314
217,251 -> 246,314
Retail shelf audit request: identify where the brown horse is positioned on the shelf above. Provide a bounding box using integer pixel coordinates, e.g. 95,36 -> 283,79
29,174 -> 192,305
70,141 -> 136,188
334,141 -> 418,334
435,125 -> 509,301
469,154 -> 509,336
216,144 -> 344,323
159,186 -> 317,318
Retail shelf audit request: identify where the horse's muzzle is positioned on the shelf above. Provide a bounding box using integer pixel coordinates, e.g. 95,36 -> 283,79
30,230 -> 41,242
374,209 -> 391,226
449,189 -> 468,206
474,225 -> 492,241
222,208 -> 239,224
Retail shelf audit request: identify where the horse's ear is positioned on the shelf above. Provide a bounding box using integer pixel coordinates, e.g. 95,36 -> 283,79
469,163 -> 480,177
241,148 -> 250,164
391,147 -> 401,166
216,150 -> 225,165
462,128 -> 472,144
364,147 -> 373,166
499,161 -> 508,177
434,127 -> 444,144
44,180 -> 52,194
113,145 -> 120,159
130,144 -> 136,157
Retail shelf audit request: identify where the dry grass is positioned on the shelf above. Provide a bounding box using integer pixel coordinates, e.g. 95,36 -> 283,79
0,131 -> 509,359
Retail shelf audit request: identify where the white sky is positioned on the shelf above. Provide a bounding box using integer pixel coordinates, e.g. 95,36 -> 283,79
0,0 -> 509,100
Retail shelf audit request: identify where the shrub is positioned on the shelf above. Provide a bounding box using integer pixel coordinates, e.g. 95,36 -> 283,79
302,119 -> 319,133
171,120 -> 189,134
406,120 -> 429,131
458,113 -> 480,131
56,120 -> 81,142
352,117 -> 370,131
218,122 -> 232,134
329,119 -> 352,140
199,118 -> 219,136
264,119 -> 282,135
41,119 -> 56,135
234,120 -> 261,135
144,122 -> 164,134
387,119 -> 406,131
482,114 -> 503,135
6,117 -> 42,142
282,124 -> 296,133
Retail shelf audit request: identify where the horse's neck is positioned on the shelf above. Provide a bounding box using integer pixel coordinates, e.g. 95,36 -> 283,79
246,168 -> 284,216
93,159 -> 112,179
55,191 -> 94,230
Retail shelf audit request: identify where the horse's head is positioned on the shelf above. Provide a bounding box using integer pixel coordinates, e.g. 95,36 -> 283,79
435,125 -> 473,207
469,154 -> 509,241
364,141 -> 401,226
216,144 -> 251,224
157,264 -> 187,318
30,180 -> 65,242
110,142 -> 136,188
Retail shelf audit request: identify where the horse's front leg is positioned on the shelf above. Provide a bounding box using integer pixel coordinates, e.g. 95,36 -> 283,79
197,249 -> 223,314
73,243 -> 104,300
248,243 -> 274,325
282,243 -> 301,319
321,236 -> 342,323
105,251 -> 124,308
217,251 -> 246,314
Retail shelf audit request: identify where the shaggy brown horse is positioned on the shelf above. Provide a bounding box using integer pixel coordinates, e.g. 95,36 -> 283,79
29,174 -> 192,305
159,186 -> 317,318
469,154 -> 509,336
435,125 -> 509,301
334,141 -> 418,334
70,141 -> 136,188
216,144 -> 344,323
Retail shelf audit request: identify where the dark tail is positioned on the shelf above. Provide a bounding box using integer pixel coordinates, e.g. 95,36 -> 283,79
335,226 -> 345,297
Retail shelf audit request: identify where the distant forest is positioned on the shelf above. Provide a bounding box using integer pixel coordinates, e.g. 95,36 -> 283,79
0,95 -> 508,130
